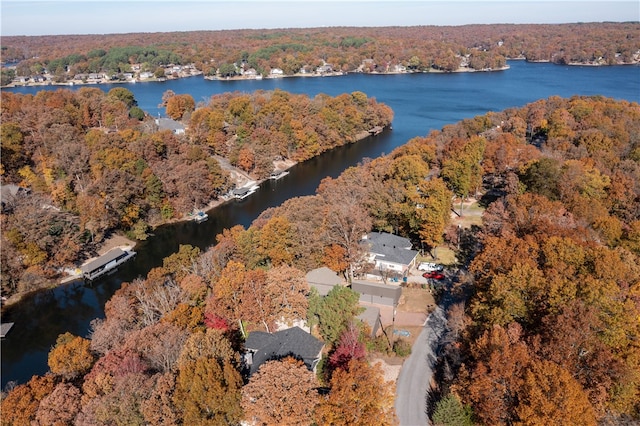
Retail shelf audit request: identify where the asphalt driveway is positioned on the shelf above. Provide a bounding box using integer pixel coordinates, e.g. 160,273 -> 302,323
394,305 -> 447,426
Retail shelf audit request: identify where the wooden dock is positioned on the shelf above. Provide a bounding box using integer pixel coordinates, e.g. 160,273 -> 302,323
1,322 -> 15,338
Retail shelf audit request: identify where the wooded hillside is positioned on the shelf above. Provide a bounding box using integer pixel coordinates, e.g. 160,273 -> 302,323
2,22 -> 638,84
0,88 -> 392,297
2,95 -> 638,425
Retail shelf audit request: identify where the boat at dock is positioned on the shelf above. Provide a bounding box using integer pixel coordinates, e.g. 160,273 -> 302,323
269,170 -> 290,180
191,210 -> 208,223
232,184 -> 260,200
80,248 -> 136,281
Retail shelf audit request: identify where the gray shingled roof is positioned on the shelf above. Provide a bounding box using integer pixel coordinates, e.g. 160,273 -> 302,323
306,267 -> 343,286
306,267 -> 343,296
366,231 -> 412,249
352,280 -> 402,306
80,248 -> 125,274
364,232 -> 418,266
245,326 -> 324,375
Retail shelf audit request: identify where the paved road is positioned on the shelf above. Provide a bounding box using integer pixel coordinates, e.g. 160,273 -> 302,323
395,305 -> 447,426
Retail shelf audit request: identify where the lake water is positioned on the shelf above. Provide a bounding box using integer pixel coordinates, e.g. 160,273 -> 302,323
2,61 -> 639,387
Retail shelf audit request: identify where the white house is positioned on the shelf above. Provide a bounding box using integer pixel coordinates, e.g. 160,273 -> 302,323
362,232 -> 418,278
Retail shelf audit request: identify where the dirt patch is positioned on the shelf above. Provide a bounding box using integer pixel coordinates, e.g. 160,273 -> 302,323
272,158 -> 297,172
371,358 -> 403,383
450,197 -> 484,229
97,234 -> 136,255
398,287 -> 434,314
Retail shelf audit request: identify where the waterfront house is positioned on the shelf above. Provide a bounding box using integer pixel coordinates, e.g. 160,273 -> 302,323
243,326 -> 324,375
270,68 -> 284,77
362,232 -> 418,278
155,118 -> 185,135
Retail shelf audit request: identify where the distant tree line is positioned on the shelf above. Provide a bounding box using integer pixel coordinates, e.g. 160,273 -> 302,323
2,22 -> 638,82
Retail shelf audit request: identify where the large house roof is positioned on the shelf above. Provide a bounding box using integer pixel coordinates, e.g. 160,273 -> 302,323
363,232 -> 418,266
365,231 -> 412,249
244,326 -> 324,375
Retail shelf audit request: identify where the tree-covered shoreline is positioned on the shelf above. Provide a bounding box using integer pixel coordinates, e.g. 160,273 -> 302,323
2,94 -> 638,424
2,22 -> 638,86
0,87 -> 392,299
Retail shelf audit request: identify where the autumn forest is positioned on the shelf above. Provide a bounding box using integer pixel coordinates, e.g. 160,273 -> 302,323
2,22 -> 639,85
1,22 -> 640,426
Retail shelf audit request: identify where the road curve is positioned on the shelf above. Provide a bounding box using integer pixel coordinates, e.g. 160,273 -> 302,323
395,305 -> 447,426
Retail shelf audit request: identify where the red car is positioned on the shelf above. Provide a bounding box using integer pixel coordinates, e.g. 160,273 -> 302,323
423,271 -> 445,280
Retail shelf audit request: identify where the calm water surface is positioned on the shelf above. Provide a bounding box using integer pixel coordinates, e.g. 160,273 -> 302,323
2,61 -> 639,387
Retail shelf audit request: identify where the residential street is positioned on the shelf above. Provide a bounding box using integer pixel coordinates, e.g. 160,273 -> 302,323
395,304 -> 447,426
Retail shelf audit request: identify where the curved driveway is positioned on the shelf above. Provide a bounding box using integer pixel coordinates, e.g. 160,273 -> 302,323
395,305 -> 447,426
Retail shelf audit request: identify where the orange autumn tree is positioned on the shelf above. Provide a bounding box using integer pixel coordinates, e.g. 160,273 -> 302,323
173,329 -> 243,425
0,374 -> 56,425
314,359 -> 396,426
47,332 -> 95,380
517,360 -> 596,426
165,93 -> 195,120
242,357 -> 319,425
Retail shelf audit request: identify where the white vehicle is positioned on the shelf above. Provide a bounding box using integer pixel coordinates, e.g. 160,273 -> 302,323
417,262 -> 443,272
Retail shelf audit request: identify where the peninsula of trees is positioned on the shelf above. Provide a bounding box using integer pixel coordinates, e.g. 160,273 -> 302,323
2,22 -> 639,85
2,95 -> 639,425
0,87 -> 392,298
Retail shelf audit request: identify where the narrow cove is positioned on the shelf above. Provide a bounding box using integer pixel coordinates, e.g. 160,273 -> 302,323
2,60 -> 639,387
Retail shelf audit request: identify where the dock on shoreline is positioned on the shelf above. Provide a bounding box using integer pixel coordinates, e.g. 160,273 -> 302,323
1,322 -> 15,338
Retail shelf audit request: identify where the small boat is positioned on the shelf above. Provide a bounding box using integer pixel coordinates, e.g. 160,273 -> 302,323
192,210 -> 208,223
269,170 -> 290,180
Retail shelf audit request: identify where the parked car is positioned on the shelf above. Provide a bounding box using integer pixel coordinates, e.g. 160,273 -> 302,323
423,271 -> 445,280
417,262 -> 443,272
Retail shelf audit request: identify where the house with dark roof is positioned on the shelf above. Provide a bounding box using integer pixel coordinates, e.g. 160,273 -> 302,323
243,326 -> 324,376
362,231 -> 419,278
306,267 -> 344,296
